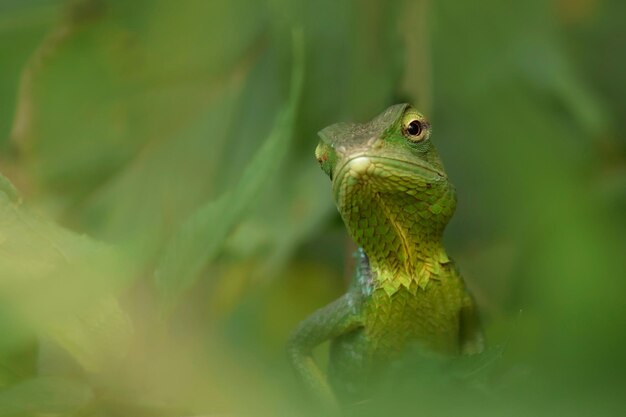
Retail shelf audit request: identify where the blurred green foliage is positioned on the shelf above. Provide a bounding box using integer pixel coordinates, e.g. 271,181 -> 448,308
0,0 -> 624,416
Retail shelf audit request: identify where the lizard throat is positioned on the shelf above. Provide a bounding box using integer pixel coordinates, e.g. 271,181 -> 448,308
333,157 -> 456,295
341,192 -> 452,296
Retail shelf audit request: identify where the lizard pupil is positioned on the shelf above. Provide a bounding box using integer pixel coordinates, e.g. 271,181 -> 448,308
406,120 -> 422,136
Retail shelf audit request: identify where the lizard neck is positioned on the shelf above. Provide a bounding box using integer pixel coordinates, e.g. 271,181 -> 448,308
361,229 -> 450,296
343,188 -> 456,296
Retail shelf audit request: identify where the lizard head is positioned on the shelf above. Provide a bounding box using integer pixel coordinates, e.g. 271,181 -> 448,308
315,104 -> 456,267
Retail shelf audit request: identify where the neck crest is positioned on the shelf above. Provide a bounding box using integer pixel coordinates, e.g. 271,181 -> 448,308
366,244 -> 451,296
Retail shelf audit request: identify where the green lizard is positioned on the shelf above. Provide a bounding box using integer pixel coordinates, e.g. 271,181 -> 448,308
288,104 -> 483,406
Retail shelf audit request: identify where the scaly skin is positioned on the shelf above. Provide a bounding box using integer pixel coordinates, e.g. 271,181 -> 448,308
288,104 -> 483,406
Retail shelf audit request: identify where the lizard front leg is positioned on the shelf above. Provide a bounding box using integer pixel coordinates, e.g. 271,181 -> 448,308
287,292 -> 363,409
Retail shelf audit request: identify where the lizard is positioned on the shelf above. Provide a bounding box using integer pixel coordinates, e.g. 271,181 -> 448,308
287,103 -> 483,407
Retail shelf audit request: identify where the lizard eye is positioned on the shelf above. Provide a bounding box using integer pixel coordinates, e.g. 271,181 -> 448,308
401,107 -> 430,142
406,120 -> 422,137
403,119 -> 428,142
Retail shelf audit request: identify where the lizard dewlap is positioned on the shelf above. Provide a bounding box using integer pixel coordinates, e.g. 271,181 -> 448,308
288,104 -> 484,406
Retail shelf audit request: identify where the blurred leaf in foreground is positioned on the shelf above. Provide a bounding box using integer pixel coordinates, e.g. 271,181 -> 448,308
0,170 -> 135,374
154,29 -> 305,313
0,376 -> 92,416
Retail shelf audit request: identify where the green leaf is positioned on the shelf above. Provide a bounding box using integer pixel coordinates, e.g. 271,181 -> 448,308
0,173 -> 19,203
0,176 -> 135,374
0,377 -> 93,416
154,29 -> 305,313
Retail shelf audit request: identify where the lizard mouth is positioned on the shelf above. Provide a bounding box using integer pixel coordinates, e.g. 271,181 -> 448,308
332,154 -> 445,204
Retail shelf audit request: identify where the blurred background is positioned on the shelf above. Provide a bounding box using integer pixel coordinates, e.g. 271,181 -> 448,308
0,0 -> 624,415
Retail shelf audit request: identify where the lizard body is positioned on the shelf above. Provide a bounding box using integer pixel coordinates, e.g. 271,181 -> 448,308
288,104 -> 483,405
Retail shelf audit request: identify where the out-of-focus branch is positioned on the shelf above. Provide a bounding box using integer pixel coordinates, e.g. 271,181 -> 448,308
399,0 -> 432,114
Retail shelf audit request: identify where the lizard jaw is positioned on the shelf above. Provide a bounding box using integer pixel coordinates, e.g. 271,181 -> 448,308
332,154 -> 444,205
